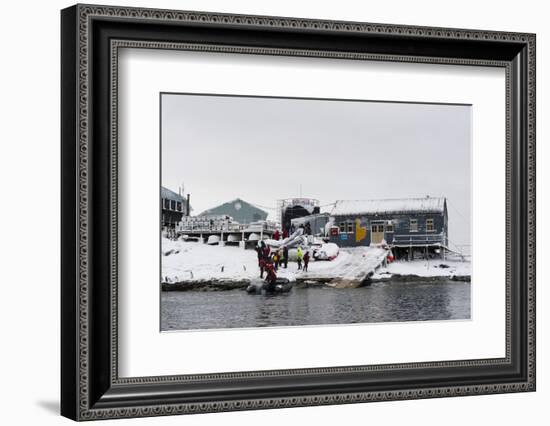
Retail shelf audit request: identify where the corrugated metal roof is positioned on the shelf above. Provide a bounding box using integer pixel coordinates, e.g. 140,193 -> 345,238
161,186 -> 185,202
331,197 -> 446,216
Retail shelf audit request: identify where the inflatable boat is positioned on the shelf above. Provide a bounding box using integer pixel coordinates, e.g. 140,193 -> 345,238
246,278 -> 293,295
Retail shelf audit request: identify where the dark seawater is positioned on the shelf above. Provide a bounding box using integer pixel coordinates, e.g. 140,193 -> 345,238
161,280 -> 471,331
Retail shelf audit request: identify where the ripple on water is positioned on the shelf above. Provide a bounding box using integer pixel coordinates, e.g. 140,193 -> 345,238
161,280 -> 471,331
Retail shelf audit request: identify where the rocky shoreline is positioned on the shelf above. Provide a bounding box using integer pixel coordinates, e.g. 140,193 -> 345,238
162,274 -> 470,291
162,279 -> 250,291
368,273 -> 471,283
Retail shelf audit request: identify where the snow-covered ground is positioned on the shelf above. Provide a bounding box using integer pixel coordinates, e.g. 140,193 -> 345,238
162,239 -> 360,283
162,239 -> 259,282
371,257 -> 471,280
161,239 -> 471,284
300,247 -> 387,282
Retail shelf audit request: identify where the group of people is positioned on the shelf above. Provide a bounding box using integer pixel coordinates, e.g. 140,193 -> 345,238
271,229 -> 286,241
256,241 -> 287,279
256,240 -> 311,280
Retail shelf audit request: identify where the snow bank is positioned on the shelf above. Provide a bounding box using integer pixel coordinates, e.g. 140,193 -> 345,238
371,258 -> 471,280
161,239 -> 465,288
162,239 -> 346,284
162,239 -> 258,282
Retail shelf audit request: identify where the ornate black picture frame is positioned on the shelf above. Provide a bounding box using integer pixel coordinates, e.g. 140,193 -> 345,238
61,4 -> 536,421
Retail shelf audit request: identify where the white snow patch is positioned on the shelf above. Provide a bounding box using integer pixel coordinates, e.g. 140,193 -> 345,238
161,239 -> 386,283
331,197 -> 445,216
314,243 -> 339,260
300,247 -> 387,281
371,258 -> 471,280
162,239 -> 257,282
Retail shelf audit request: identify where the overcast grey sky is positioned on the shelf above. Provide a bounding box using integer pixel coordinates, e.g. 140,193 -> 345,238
161,94 -> 471,246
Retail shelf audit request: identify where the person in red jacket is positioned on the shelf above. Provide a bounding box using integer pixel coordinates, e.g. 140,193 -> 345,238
264,260 -> 278,292
273,229 -> 280,241
257,241 -> 270,278
258,257 -> 266,278
262,241 -> 271,260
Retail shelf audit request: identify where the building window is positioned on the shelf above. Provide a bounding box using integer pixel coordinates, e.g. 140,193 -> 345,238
163,199 -> 170,210
426,218 -> 435,232
410,218 -> 418,232
170,200 -> 176,210
371,223 -> 385,234
339,222 -> 346,233
386,223 -> 394,233
347,221 -> 354,233
176,201 -> 182,212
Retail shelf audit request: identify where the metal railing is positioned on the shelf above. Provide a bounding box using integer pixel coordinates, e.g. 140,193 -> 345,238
391,233 -> 445,246
177,223 -> 243,232
176,221 -> 277,233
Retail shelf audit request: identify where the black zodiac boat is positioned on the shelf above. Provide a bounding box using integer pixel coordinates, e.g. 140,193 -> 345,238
246,278 -> 293,295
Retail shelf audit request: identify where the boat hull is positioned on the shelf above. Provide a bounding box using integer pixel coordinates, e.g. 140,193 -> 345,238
246,278 -> 293,295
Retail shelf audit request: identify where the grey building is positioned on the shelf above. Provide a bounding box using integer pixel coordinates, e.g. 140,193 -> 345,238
328,197 -> 448,256
200,198 -> 268,224
290,212 -> 331,236
161,186 -> 190,231
278,198 -> 320,233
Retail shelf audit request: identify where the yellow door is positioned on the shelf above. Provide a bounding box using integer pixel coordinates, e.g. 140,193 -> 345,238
370,223 -> 384,244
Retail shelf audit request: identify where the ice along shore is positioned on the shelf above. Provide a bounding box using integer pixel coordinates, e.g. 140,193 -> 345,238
161,239 -> 470,291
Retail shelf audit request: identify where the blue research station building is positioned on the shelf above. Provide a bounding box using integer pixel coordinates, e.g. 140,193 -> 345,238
326,197 -> 448,257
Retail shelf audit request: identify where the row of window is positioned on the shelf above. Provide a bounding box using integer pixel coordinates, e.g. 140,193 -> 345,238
410,218 -> 435,232
338,218 -> 435,234
162,198 -> 183,212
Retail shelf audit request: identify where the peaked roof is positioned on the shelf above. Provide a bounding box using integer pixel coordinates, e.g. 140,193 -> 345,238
200,198 -> 268,223
331,197 -> 446,216
201,198 -> 266,214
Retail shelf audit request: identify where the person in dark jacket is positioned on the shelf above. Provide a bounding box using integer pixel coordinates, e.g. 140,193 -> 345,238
255,243 -> 263,261
303,250 -> 310,272
304,222 -> 312,236
282,246 -> 289,269
258,257 -> 266,278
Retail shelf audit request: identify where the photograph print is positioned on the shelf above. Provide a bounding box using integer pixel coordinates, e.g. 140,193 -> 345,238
160,93 -> 472,331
